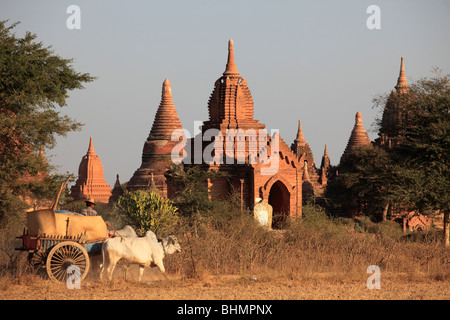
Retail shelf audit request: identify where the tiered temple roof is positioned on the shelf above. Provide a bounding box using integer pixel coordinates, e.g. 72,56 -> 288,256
203,39 -> 265,133
340,112 -> 371,162
395,57 -> 409,94
378,57 -> 411,146
71,137 -> 112,203
127,79 -> 184,196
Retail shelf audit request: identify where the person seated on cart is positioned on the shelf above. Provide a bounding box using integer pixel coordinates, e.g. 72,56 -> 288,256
81,198 -> 98,216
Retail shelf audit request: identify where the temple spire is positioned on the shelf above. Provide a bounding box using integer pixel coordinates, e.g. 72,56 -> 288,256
395,57 -> 409,93
149,79 -> 183,140
340,112 -> 372,163
302,161 -> 311,182
223,39 -> 239,75
294,120 -> 307,146
87,136 -> 96,156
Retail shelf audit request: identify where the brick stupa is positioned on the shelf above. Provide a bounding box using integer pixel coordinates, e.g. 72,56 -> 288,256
108,174 -> 124,204
127,79 -> 184,197
340,112 -> 371,163
377,57 -> 411,147
290,119 -> 321,193
71,137 -> 112,203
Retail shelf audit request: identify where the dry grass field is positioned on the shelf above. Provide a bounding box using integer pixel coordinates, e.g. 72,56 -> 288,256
0,269 -> 449,300
1,204 -> 449,301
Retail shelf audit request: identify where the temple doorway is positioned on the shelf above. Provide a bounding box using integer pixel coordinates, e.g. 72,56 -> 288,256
268,180 -> 290,229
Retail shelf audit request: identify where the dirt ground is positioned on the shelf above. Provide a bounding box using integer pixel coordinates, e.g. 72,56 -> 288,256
1,264 -> 449,300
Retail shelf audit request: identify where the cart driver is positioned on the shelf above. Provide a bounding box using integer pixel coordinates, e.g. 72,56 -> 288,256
81,198 -> 98,216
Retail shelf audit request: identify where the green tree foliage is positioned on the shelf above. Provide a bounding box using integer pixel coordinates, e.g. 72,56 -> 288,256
328,71 -> 449,244
116,190 -> 179,237
391,71 -> 450,214
391,71 -> 450,245
0,21 -> 94,221
327,146 -> 396,220
164,163 -> 229,217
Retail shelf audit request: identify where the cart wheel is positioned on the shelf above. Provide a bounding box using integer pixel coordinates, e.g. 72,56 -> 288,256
27,251 -> 48,278
46,241 -> 90,283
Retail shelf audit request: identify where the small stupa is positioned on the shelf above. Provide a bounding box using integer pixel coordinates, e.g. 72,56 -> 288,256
340,112 -> 372,162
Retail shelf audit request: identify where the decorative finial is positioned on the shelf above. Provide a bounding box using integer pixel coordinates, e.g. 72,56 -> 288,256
356,111 -> 362,122
395,57 -> 409,93
162,78 -> 172,97
87,136 -> 96,156
223,39 -> 239,75
294,120 -> 307,146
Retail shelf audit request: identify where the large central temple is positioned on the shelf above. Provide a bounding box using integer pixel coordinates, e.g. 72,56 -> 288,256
126,40 -> 338,226
72,40 -> 407,227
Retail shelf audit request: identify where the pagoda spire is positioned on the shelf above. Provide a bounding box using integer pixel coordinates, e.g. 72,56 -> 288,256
148,79 -> 183,140
87,136 -> 96,156
395,57 -> 409,93
302,161 -> 311,182
294,120 -> 307,146
340,112 -> 372,163
223,39 -> 239,76
320,144 -> 331,186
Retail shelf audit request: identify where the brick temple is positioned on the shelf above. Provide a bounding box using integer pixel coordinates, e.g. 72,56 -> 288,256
70,137 -> 112,203
71,41 -> 412,224
126,40 -> 335,225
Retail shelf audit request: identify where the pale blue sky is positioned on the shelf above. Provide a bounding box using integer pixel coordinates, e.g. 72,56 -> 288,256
2,1 -> 450,187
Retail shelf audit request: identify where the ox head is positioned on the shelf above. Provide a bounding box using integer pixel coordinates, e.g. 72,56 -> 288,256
163,235 -> 182,254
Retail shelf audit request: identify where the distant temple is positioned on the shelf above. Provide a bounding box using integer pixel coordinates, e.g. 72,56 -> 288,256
376,57 -> 411,147
70,137 -> 112,203
340,111 -> 372,163
108,174 -> 124,204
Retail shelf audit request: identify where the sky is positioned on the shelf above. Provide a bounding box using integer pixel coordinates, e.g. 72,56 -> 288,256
2,0 -> 450,188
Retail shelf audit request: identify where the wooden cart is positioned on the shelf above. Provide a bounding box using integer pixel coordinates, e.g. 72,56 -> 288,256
15,177 -> 110,283
16,220 -> 106,283
17,231 -> 88,282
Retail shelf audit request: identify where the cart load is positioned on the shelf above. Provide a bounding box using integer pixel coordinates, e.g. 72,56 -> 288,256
26,208 -> 108,242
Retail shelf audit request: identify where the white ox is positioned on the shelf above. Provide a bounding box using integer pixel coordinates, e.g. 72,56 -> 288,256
100,228 -> 181,282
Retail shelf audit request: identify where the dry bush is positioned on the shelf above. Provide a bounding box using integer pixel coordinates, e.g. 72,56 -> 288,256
165,202 -> 450,283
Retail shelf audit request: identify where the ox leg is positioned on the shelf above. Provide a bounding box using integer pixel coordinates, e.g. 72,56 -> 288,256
155,259 -> 167,278
122,265 -> 129,281
105,257 -> 119,282
99,252 -> 107,281
138,266 -> 145,282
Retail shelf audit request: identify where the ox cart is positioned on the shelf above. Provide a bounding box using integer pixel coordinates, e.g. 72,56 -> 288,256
15,176 -> 112,283
16,209 -> 110,283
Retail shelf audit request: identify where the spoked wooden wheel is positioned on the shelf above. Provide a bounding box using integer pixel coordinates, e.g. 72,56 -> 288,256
46,241 -> 90,283
27,251 -> 48,278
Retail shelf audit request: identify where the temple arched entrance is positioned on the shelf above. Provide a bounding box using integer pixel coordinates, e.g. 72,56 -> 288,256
268,180 -> 290,229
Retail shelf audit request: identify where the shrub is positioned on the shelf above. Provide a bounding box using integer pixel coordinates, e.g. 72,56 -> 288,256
116,190 -> 179,237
